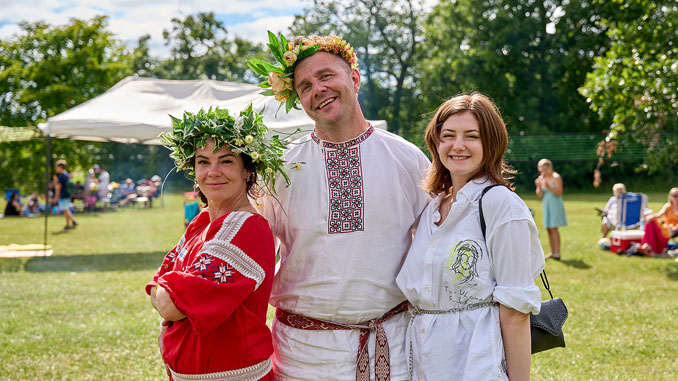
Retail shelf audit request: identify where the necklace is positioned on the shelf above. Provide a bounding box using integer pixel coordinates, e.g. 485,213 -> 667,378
232,197 -> 251,212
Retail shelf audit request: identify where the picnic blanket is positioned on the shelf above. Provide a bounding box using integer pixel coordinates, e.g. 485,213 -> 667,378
0,244 -> 53,257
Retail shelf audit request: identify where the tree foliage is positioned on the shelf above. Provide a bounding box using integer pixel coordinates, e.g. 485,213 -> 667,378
154,12 -> 265,83
290,0 -> 426,139
0,15 -> 131,126
0,16 -> 133,193
419,0 -> 611,136
580,0 -> 678,171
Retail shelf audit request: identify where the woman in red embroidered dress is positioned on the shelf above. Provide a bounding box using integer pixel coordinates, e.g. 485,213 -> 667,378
147,107 -> 287,381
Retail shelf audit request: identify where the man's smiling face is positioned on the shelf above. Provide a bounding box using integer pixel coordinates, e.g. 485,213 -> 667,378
293,51 -> 360,128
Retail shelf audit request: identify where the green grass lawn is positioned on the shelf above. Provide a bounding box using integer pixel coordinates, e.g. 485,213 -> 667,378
1,191 -> 677,379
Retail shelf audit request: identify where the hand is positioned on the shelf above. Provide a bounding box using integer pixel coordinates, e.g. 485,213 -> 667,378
158,320 -> 167,355
155,285 -> 187,321
158,321 -> 171,377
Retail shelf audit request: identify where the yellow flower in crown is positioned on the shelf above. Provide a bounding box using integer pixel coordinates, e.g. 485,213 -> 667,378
247,31 -> 359,114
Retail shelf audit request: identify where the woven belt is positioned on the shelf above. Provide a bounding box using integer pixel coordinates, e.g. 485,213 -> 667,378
407,302 -> 498,380
168,358 -> 272,381
409,301 -> 498,316
276,301 -> 408,381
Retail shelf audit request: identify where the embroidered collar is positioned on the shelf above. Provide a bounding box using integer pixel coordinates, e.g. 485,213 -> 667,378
311,124 -> 374,148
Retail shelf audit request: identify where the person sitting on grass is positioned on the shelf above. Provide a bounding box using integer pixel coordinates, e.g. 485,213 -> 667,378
4,192 -> 23,217
638,187 -> 678,256
118,178 -> 137,207
598,183 -> 626,240
23,192 -> 40,216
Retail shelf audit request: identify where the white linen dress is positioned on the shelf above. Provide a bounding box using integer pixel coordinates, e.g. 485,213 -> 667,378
396,178 -> 545,381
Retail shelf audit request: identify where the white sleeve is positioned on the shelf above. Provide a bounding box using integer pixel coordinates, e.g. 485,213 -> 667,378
603,196 -> 616,213
488,218 -> 545,314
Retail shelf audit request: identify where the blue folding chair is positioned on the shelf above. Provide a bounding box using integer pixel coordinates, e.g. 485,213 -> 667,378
615,192 -> 648,231
5,189 -> 20,201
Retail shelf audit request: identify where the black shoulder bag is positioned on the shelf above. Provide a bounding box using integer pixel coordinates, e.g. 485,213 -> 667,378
479,184 -> 568,354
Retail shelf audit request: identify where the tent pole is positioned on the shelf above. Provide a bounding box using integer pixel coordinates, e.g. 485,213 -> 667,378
43,135 -> 50,258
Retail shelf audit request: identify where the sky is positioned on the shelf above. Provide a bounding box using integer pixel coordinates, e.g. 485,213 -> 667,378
0,0 -> 307,57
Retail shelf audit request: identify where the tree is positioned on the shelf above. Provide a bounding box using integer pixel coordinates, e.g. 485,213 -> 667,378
0,16 -> 133,192
156,12 -> 265,83
131,34 -> 159,78
419,0 -> 611,136
580,0 -> 678,171
290,0 -> 426,139
0,15 -> 131,126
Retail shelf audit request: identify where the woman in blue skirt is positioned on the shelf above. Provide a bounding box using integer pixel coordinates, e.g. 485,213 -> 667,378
535,158 -> 567,260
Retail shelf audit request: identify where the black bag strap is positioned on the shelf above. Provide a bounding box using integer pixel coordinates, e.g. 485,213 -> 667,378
479,184 -> 554,299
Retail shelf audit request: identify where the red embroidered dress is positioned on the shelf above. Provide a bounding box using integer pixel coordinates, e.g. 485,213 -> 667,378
146,210 -> 275,381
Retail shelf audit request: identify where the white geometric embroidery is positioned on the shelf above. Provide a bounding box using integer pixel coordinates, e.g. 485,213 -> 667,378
214,264 -> 234,284
201,212 -> 266,290
177,235 -> 186,253
193,255 -> 213,271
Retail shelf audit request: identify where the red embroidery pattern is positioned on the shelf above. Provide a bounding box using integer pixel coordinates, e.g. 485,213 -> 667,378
276,301 -> 408,381
312,126 -> 374,234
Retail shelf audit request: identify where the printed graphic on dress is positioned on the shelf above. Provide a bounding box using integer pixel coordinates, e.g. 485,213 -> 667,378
444,239 -> 482,285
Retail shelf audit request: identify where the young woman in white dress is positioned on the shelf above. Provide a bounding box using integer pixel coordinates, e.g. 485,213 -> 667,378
396,93 -> 545,380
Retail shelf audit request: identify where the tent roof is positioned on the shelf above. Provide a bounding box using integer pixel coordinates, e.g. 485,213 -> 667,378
38,76 -> 386,145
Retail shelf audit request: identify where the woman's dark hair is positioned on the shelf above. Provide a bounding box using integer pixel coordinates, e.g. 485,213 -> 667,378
193,151 -> 258,207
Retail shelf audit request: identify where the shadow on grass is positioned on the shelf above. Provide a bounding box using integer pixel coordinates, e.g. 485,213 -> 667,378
557,258 -> 591,269
663,265 -> 678,282
23,251 -> 165,273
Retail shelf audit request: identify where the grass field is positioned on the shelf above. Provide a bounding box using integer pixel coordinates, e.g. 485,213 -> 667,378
1,191 -> 677,380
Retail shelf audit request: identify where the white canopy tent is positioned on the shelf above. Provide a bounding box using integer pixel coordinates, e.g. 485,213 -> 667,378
38,76 -> 386,143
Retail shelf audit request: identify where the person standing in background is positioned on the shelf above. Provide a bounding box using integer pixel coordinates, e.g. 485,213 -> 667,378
95,164 -> 110,210
54,159 -> 77,229
535,158 -> 567,260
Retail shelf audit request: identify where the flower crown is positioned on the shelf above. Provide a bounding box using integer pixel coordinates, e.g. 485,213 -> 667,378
247,31 -> 358,113
159,104 -> 290,194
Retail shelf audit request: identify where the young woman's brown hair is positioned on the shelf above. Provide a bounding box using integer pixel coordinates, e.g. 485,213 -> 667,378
422,92 -> 515,196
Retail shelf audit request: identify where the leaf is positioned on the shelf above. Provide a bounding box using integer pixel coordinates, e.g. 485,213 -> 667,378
285,95 -> 296,113
247,59 -> 270,77
247,58 -> 283,75
267,31 -> 283,63
280,33 -> 289,54
297,45 -> 319,60
260,89 -> 275,96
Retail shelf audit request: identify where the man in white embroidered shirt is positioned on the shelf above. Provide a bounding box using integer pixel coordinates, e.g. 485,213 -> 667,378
255,34 -> 430,380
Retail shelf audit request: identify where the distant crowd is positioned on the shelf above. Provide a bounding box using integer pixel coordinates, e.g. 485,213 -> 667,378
2,160 -> 162,224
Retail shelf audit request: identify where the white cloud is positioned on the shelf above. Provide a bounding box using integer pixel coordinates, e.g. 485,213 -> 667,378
176,0 -> 306,14
0,0 -> 304,56
230,16 -> 297,44
0,23 -> 22,40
